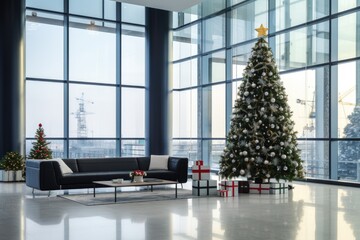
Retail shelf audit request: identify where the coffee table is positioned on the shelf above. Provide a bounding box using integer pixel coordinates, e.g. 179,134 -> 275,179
93,178 -> 178,202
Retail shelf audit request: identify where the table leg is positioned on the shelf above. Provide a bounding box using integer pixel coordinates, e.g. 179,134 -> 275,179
115,187 -> 117,202
175,183 -> 177,198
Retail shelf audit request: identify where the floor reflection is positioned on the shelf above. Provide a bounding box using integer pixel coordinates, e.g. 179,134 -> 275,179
1,182 -> 360,239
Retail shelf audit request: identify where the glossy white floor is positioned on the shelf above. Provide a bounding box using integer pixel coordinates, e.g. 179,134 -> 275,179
1,181 -> 360,240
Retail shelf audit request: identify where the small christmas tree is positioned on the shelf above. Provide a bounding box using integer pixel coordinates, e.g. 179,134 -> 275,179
28,123 -> 53,159
219,25 -> 304,181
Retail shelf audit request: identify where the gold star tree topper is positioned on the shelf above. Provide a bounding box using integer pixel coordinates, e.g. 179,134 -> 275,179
255,24 -> 268,37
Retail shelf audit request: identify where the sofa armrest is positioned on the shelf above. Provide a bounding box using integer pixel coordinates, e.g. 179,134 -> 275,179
26,160 -> 61,191
168,157 -> 188,183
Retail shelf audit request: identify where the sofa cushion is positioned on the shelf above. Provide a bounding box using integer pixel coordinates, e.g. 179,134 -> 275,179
145,170 -> 177,181
76,158 -> 139,172
59,171 -> 132,185
149,155 -> 169,170
52,158 -> 73,175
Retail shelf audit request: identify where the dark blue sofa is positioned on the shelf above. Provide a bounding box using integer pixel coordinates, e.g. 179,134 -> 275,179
26,157 -> 188,191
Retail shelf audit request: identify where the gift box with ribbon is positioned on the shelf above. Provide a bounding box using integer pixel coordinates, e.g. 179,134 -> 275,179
249,183 -> 270,194
270,182 -> 288,194
219,180 -> 239,197
192,180 -> 217,196
192,165 -> 210,180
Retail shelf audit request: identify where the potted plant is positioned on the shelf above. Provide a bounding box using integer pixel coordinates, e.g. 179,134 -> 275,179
0,152 -> 25,182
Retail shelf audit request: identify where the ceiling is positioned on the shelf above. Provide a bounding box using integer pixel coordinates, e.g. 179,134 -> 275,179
114,0 -> 201,12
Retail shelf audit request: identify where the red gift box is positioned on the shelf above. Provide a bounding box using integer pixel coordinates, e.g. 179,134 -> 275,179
195,160 -> 204,166
249,183 -> 270,194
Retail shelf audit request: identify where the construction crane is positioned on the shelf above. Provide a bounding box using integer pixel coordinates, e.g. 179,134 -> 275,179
72,93 -> 94,138
296,92 -> 315,119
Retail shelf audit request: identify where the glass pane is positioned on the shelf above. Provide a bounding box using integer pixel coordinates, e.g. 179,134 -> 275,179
26,11 -> 64,79
26,140 -> 65,158
171,140 -> 200,163
104,0 -> 117,21
121,140 -> 146,157
173,89 -> 198,138
69,140 -> 117,158
172,6 -> 200,28
121,88 -> 145,138
69,84 -> 116,138
335,61 -> 360,138
232,80 -> 242,108
173,23 -> 200,61
300,140 -> 329,179
121,25 -> 145,86
26,0 -> 64,12
202,84 -> 226,138
271,0 -> 329,32
281,67 -> 330,138
203,140 -> 225,170
232,41 -> 255,79
230,0 -> 247,7
202,50 -> 226,84
173,58 -> 198,89
331,11 -> 360,61
331,0 -> 359,13
69,0 -> 102,18
122,3 -> 145,25
69,18 -> 116,84
26,81 -> 64,138
338,140 -> 360,181
201,0 -> 226,17
231,0 -> 268,44
203,14 -> 225,52
272,22 -> 329,71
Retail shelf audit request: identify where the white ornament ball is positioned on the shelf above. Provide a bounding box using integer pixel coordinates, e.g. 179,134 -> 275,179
232,168 -> 236,172
264,92 -> 269,96
264,160 -> 269,165
255,140 -> 259,144
243,130 -> 247,134
271,98 -> 275,103
251,157 -> 255,161
251,83 -> 256,88
269,72 -> 273,76
245,157 -> 249,162
262,72 -> 266,76
232,159 -> 236,163
243,151 -> 248,156
279,107 -> 283,111
244,91 -> 249,96
261,107 -> 265,112
256,145 -> 260,150
281,154 -> 287,159
283,166 -> 288,171
266,174 -> 271,178
280,142 -> 284,146
245,118 -> 249,122
270,152 -> 275,157
270,124 -> 275,128
230,154 -> 234,158
240,169 -> 245,175
233,135 -> 237,139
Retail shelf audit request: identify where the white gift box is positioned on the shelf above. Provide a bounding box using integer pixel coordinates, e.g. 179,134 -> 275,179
270,183 -> 288,194
192,180 -> 217,196
219,180 -> 239,197
192,165 -> 210,180
249,183 -> 270,194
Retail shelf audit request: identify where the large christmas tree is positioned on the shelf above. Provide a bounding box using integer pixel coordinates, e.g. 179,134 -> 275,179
28,123 -> 53,159
219,25 -> 304,181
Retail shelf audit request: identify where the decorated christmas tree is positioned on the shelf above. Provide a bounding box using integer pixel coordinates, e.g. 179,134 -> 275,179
219,25 -> 304,181
28,123 -> 53,159
338,106 -> 360,179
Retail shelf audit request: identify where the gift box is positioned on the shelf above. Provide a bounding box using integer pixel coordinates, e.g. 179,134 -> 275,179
195,160 -> 204,166
249,183 -> 270,194
192,165 -> 210,180
218,189 -> 229,197
238,181 -> 250,193
192,180 -> 217,196
270,183 -> 288,194
219,180 -> 239,197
